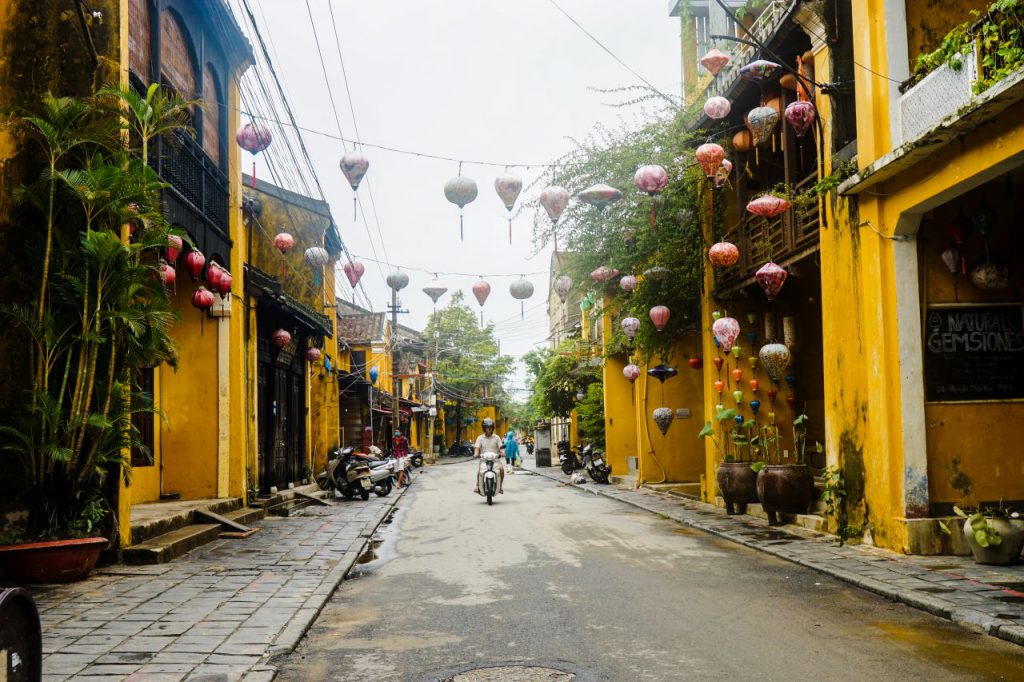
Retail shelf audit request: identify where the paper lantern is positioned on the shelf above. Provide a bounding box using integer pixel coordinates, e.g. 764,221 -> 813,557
578,184 -> 623,211
185,250 -> 205,280
205,262 -> 223,290
779,73 -> 799,90
643,266 -> 670,281
510,277 -> 535,320
714,159 -> 733,189
708,241 -> 739,268
191,286 -> 214,311
695,143 -> 725,178
422,282 -> 448,304
749,400 -> 761,415
714,380 -> 725,393
652,407 -> 675,436
554,275 -> 572,304
167,234 -> 183,263
472,280 -> 491,307
619,275 -> 638,292
216,271 -> 232,297
305,347 -> 322,363
540,185 -> 570,250
712,317 -> 740,351
699,48 -> 731,76
274,232 -> 295,254
755,262 -> 788,300
971,262 -> 1010,290
580,296 -> 593,312
747,106 -> 780,146
689,357 -> 703,370
369,366 -> 379,384
940,247 -> 959,275
971,204 -> 999,237
623,364 -> 641,383
703,96 -> 731,120
339,152 -> 369,190
236,123 -> 272,187
590,265 -> 619,283
304,247 -> 329,268
444,175 -> 479,240
732,130 -> 753,153
746,195 -> 791,218
271,328 -> 292,348
386,270 -> 410,292
649,305 -> 670,331
621,316 -> 641,341
647,365 -> 678,383
494,174 -> 523,243
634,165 -> 668,195
759,343 -> 792,381
785,101 -> 816,138
739,60 -> 782,82
343,260 -> 365,288
159,261 -> 175,287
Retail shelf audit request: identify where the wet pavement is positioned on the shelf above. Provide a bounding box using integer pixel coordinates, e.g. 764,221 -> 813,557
12,487 -> 405,681
526,458 -> 1024,650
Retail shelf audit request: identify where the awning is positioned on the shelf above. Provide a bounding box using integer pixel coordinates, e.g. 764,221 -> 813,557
246,265 -> 333,337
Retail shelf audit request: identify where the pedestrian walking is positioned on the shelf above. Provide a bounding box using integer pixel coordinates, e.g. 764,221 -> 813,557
393,430 -> 410,487
504,430 -> 519,467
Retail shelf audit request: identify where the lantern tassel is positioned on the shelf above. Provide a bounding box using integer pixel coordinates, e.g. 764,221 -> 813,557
480,309 -> 484,327
649,202 -> 656,233
509,216 -> 512,245
251,160 -> 257,188
460,212 -> 464,241
353,195 -> 358,222
521,301 -> 524,320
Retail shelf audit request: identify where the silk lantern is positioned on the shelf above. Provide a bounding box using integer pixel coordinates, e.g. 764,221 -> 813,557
623,364 -> 641,383
185,250 -> 205,281
714,158 -> 733,189
634,165 -> 669,232
747,106 -> 780,146
509,277 -> 534,319
621,316 -> 641,341
205,262 -> 223,290
619,275 -> 638,293
540,185 -> 570,251
236,123 -> 272,187
652,407 -> 675,436
695,143 -> 726,178
703,96 -> 731,120
700,48 -> 731,76
747,195 -> 791,218
712,317 -> 740,352
167,234 -> 182,263
216,271 -> 232,297
785,100 -> 816,138
578,183 -> 623,237
472,279 -> 491,325
732,130 -> 753,153
755,262 -> 788,300
708,241 -> 739,268
648,365 -> 678,383
422,281 -> 448,305
386,270 -> 410,292
191,286 -> 214,311
554,275 -> 572,304
739,60 -> 782,82
759,342 -> 792,382
343,260 -> 365,288
274,232 -> 295,254
271,328 -> 292,348
305,347 -> 322,363
369,365 -> 379,384
339,152 -> 370,220
304,247 -> 330,286
649,305 -> 670,331
444,173 -> 479,240
495,173 -> 523,244
590,265 -> 619,283
159,261 -> 176,287
971,262 -> 1010,290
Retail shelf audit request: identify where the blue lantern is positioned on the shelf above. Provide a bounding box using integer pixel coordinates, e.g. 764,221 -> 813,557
750,399 -> 761,415
784,374 -> 796,388
369,365 -> 379,384
734,414 -> 744,427
747,331 -> 757,346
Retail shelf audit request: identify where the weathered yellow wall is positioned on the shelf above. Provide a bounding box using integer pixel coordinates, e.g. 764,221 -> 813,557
601,299 -> 637,475
905,0 -> 988,73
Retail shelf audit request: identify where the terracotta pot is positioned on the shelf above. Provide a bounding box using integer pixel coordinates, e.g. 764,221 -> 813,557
0,537 -> 108,583
757,464 -> 815,526
716,462 -> 759,515
963,518 -> 1024,566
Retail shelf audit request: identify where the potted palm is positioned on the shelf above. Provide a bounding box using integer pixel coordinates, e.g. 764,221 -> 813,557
755,414 -> 819,526
944,506 -> 1024,566
700,407 -> 760,515
0,86 -> 190,582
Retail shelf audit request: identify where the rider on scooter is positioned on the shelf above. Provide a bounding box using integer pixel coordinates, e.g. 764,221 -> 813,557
473,418 -> 505,494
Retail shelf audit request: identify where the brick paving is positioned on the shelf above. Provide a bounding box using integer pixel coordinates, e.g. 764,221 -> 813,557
526,461 -> 1024,649
18,489 -> 405,682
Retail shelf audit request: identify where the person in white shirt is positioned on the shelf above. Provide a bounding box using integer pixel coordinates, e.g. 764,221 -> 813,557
473,418 -> 505,494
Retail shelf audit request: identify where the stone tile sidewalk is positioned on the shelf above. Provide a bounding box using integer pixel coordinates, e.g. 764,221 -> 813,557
11,488 -> 405,681
525,461 -> 1024,649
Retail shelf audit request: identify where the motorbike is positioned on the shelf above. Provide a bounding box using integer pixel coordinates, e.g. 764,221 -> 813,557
316,446 -> 373,500
582,443 -> 611,484
526,441 -> 534,456
410,449 -> 424,468
477,451 -> 500,505
448,440 -> 474,457
558,440 -> 580,476
353,451 -> 395,497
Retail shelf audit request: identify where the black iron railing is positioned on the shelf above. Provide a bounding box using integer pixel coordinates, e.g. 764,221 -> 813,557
150,131 -> 230,235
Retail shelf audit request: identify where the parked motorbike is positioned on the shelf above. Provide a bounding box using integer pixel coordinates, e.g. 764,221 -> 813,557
448,441 -> 474,457
316,446 -> 373,500
410,449 -> 424,468
558,440 -> 580,476
478,451 -> 500,505
582,444 -> 611,484
353,451 -> 395,497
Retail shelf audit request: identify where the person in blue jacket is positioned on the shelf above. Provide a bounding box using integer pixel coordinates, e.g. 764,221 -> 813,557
504,430 -> 519,467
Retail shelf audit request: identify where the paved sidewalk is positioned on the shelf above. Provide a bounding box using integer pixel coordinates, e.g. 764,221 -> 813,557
526,461 -> 1024,649
17,487 -> 406,681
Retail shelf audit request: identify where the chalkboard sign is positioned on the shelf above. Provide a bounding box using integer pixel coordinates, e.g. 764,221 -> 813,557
924,303 -> 1024,402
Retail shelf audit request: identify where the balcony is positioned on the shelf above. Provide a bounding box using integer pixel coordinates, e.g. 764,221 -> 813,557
150,130 -> 231,239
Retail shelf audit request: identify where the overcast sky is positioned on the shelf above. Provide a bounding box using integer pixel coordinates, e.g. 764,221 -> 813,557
234,1 -> 682,392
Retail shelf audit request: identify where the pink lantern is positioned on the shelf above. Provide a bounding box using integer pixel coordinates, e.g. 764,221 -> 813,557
472,280 -> 491,307
305,347 -> 322,363
755,262 -> 788,300
695,143 -> 725,178
700,48 -> 731,76
714,159 -> 733,189
343,260 -> 365,288
271,328 -> 292,349
274,232 -> 295,254
634,165 -> 669,195
785,101 -> 816,138
759,342 -> 792,382
167,234 -> 183,263
236,123 -> 272,187
191,286 -> 214,311
590,266 -> 619,283
339,152 -> 369,191
621,317 -> 641,341
623,364 -> 641,383
746,106 -> 779,146
619,275 -> 638,292
554,275 -> 572,304
708,241 -> 739,268
205,262 -> 223,290
184,250 -> 205,281
540,185 -> 570,250
158,261 -> 176,287
739,60 -> 782,82
712,317 -> 740,351
217,271 -> 232,297
746,195 -> 791,218
495,174 -> 523,244
703,96 -> 731,120
649,305 -> 670,332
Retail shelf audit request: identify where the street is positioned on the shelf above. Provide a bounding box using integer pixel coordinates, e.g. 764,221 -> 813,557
277,462 -> 1024,681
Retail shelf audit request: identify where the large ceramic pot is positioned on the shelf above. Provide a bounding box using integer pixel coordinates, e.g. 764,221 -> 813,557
757,464 -> 815,526
963,518 -> 1024,566
0,537 -> 108,583
716,462 -> 759,515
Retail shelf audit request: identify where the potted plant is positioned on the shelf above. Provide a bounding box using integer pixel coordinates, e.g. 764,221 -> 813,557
700,407 -> 760,515
755,414 -> 819,526
943,505 -> 1024,566
0,86 -> 190,582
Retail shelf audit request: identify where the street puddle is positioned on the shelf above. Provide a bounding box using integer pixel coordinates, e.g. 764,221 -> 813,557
872,620 -> 1024,674
914,586 -> 956,594
356,539 -> 384,564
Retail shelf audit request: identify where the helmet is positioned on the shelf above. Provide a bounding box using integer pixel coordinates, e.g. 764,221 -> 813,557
482,418 -> 495,429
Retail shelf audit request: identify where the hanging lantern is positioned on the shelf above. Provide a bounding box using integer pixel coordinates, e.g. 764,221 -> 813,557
369,365 -> 379,384
750,399 -> 761,415
386,270 -> 410,292
580,296 -> 594,312
749,378 -> 760,392
271,328 -> 292,349
733,390 -> 744,405
185,250 -> 205,280
732,130 -> 753,153
948,210 -> 971,246
746,106 -> 780,146
634,165 -> 669,233
712,357 -> 724,371
623,364 -> 641,383
746,195 -> 791,218
167,234 -> 183,263
731,345 -> 742,359
779,73 -> 799,90
590,265 -> 620,283
205,262 -> 223,290
699,48 -> 731,76
216,271 -> 232,297
971,203 -> 999,237
703,96 -> 731,120
619,275 -> 638,292
759,343 -> 792,382
732,368 -> 743,382
236,123 -> 272,187
158,260 -> 176,287
422,281 -> 448,305
578,183 -> 623,211
711,310 -> 722,321
714,380 -> 725,393
305,347 -> 322,363
274,232 -> 295,254
739,60 -> 782,82
444,174 -> 479,241
539,185 -> 570,250
304,247 -> 330,286
755,262 -> 788,300
510,277 -> 535,320
621,316 -> 641,341
643,266 -> 670,282
494,173 -> 523,244
695,143 -> 726,178
554,275 -> 572,304
652,407 -> 675,436
708,241 -> 739,268
785,101 -> 816,138
970,262 -> 1010,290
343,260 -> 365,288
647,365 -> 678,383
712,317 -> 740,351
340,152 -> 370,220
191,286 -> 214,311
689,357 -> 703,370
940,247 -> 960,275
714,159 -> 733,189
649,305 -> 670,331
472,279 -> 491,308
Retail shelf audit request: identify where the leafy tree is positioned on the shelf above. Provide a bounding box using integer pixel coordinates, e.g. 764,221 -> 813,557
522,340 -> 600,423
577,381 -> 605,449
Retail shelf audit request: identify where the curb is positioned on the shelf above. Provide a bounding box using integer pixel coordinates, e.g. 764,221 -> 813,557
527,465 -> 1024,650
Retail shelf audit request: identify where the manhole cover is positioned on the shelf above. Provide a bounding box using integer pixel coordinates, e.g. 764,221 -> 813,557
443,666 -> 575,682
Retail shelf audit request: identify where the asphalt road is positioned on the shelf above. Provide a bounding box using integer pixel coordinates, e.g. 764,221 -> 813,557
276,462 -> 1024,681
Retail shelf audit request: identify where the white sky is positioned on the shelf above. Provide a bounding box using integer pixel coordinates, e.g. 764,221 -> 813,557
236,1 -> 682,393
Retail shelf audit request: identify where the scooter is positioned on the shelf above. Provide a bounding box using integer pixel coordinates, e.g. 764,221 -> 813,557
526,441 -> 534,456
316,446 -> 373,500
582,444 -> 611,484
353,451 -> 395,497
410,449 -> 424,468
558,441 -> 580,476
478,451 -> 500,506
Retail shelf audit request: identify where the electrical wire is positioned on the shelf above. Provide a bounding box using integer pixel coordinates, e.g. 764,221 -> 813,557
345,253 -> 550,279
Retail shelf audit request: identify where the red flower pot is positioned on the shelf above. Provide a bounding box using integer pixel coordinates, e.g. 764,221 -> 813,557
0,537 -> 108,583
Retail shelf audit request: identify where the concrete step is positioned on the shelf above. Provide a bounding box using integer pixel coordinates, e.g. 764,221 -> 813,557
123,524 -> 222,565
222,506 -> 265,527
266,497 -> 317,517
130,498 -> 242,545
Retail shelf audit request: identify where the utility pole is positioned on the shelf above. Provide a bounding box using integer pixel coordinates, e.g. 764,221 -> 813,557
425,327 -> 440,461
388,288 -> 407,446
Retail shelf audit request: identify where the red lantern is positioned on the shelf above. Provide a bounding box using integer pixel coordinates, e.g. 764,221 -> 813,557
786,395 -> 797,410
749,379 -> 760,392
191,286 -> 214,311
688,357 -> 703,370
271,329 -> 292,348
713,380 -> 725,393
700,48 -> 731,76
649,305 -> 670,332
159,261 -> 176,287
274,232 -> 295,254
747,195 -> 791,218
755,262 -> 788,300
216,271 -> 232,297
167,235 -> 183,263
712,357 -> 724,371
305,347 -> 322,363
708,241 -> 739,268
185,250 -> 205,280
205,263 -> 223,290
